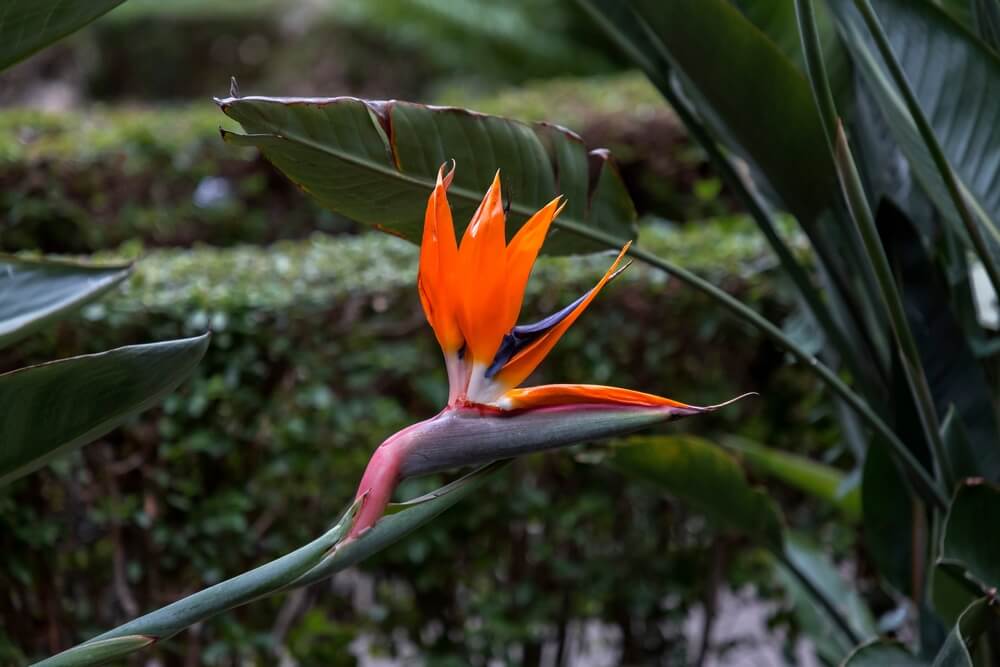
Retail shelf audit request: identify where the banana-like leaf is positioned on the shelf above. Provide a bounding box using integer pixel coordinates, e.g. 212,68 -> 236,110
828,0 -> 1000,266
0,334 -> 209,485
940,480 -> 1000,593
624,0 -> 835,221
35,462 -> 504,666
0,254 -> 131,350
217,95 -> 636,255
878,200 -> 1000,481
0,0 -> 125,72
611,434 -> 784,551
721,435 -> 861,521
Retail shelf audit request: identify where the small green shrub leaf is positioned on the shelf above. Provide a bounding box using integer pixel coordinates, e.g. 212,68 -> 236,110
610,434 -> 784,551
0,334 -> 209,485
0,1 -> 125,72
0,254 -> 131,350
217,96 -> 636,255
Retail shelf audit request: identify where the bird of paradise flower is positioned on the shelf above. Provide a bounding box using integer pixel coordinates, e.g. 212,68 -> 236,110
349,164 -> 752,538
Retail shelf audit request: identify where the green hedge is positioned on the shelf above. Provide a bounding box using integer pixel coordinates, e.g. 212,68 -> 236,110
0,74 -> 730,255
0,220 -> 835,665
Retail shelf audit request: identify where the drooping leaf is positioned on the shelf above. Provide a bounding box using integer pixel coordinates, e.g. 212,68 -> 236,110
940,480 -> 1000,593
610,434 -> 784,551
775,534 -> 878,664
0,254 -> 131,350
624,0 -> 835,221
931,597 -> 998,667
878,200 -> 1000,483
0,334 -> 210,485
842,640 -> 928,666
0,0 -> 126,72
42,463 -> 504,665
828,0 -> 1000,270
217,96 -> 635,254
721,435 -> 861,521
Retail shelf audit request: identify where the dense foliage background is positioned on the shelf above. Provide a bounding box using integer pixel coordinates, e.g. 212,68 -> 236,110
2,0 -> 955,665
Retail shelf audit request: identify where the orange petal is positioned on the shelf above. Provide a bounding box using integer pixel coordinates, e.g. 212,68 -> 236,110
501,197 -> 562,331
500,384 -> 756,412
418,164 -> 462,352
494,242 -> 631,389
456,171 -> 509,364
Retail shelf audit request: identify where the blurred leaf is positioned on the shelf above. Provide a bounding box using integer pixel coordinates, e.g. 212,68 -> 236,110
0,334 -> 209,485
878,200 -> 1000,482
972,0 -> 1000,51
0,255 -> 131,350
940,480 -> 1000,593
775,534 -> 878,664
862,442 -> 916,595
217,96 -> 635,254
843,640 -> 927,666
932,597 -> 998,667
931,561 -> 980,629
829,0 -> 1000,271
0,1 -> 125,72
610,434 -> 784,551
721,434 -> 861,521
625,0 -> 835,221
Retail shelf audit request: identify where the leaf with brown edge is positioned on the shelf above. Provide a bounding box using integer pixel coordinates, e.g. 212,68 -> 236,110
216,95 -> 636,255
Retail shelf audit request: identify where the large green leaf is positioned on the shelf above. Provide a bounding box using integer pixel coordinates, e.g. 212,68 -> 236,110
625,0 -> 835,221
0,0 -> 126,72
217,96 -> 635,255
0,334 -> 209,485
721,435 -> 860,520
828,0 -> 1000,266
610,434 -> 784,551
0,254 -> 131,350
940,480 -> 1000,593
878,200 -> 1000,483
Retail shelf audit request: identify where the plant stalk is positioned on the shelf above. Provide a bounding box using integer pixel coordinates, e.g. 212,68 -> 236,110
553,217 -> 947,510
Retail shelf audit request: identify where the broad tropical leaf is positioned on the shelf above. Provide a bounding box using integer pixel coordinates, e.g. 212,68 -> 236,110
217,96 -> 635,254
932,597 -> 997,667
0,0 -> 126,72
611,434 -> 784,551
0,334 -> 210,485
0,254 -> 131,350
622,0 -> 835,221
878,200 -> 1000,482
829,0 -> 1000,267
